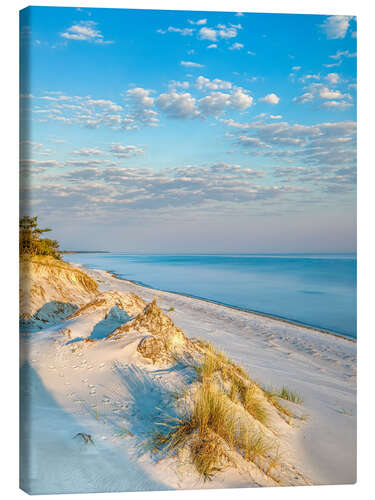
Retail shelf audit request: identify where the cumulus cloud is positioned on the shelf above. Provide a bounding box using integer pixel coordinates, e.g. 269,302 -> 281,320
196,76 -> 232,90
229,42 -> 244,50
61,21 -> 113,44
319,87 -> 346,99
218,24 -> 241,39
259,93 -> 280,104
207,43 -> 218,49
223,119 -> 356,167
319,15 -> 353,39
229,88 -> 253,110
198,92 -> 231,116
87,99 -> 123,112
198,23 -> 241,43
109,144 -> 145,158
198,27 -> 218,41
293,92 -> 314,104
157,90 -> 199,119
169,80 -> 190,89
325,73 -> 340,84
126,88 -> 159,127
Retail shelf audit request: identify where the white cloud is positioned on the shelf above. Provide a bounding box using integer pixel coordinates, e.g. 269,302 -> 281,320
157,90 -> 199,119
198,23 -> 241,43
293,92 -> 314,104
229,42 -> 244,50
127,88 -> 154,107
198,92 -> 231,116
169,80 -> 190,89
259,93 -> 280,105
329,49 -> 357,60
292,66 -> 301,71
165,26 -> 195,36
71,148 -> 105,156
247,50 -> 256,56
319,87 -> 346,100
230,88 -> 253,110
299,73 -> 320,83
126,88 -> 159,127
325,73 -> 340,84
61,21 -> 112,44
86,99 -> 123,112
181,60 -> 204,68
188,19 -> 207,25
237,136 -> 268,148
320,15 -> 353,39
196,76 -> 232,90
110,144 -> 145,158
207,43 -> 218,49
198,27 -> 217,41
321,100 -> 353,110
217,24 -> 239,39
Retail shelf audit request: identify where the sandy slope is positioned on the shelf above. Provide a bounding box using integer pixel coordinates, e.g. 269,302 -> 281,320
20,265 -> 356,494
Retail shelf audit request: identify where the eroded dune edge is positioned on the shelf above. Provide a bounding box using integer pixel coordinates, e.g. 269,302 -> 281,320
20,257 -> 356,494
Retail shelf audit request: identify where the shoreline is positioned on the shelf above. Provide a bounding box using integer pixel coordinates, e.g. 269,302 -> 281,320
75,263 -> 356,343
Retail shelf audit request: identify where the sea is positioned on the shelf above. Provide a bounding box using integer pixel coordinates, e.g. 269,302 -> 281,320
65,253 -> 357,339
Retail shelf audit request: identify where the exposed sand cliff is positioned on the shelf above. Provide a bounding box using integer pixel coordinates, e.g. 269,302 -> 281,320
19,256 -> 98,327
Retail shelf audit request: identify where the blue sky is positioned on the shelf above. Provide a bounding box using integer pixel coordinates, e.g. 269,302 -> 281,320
20,7 -> 357,252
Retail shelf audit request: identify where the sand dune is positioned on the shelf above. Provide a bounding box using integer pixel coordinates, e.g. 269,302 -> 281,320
20,263 -> 356,493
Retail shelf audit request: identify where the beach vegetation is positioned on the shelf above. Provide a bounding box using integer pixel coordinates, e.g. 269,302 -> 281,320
277,386 -> 303,404
151,380 -> 273,481
20,215 -> 61,259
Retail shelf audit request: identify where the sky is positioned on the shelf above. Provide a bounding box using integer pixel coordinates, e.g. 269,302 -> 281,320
20,7 -> 357,253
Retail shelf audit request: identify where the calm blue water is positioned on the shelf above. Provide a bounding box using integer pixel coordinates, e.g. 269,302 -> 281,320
66,253 -> 357,339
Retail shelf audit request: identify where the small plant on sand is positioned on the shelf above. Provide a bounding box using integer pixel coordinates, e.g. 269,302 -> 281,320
169,307 -> 175,312
260,386 -> 293,420
278,386 -> 303,405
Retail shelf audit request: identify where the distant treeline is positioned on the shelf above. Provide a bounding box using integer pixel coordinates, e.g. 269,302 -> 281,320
20,216 -> 61,259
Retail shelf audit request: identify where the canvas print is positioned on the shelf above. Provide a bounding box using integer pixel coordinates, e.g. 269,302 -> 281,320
19,6 -> 357,494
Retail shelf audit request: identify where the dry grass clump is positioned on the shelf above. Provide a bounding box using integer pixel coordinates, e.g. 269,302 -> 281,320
194,343 -> 268,425
152,381 -> 273,481
150,341 -> 305,481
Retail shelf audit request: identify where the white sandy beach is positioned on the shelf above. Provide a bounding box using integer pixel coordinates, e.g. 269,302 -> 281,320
20,263 -> 356,494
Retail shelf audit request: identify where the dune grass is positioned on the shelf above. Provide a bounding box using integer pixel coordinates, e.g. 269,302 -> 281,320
277,386 -> 303,404
150,342 -> 305,481
152,381 -> 272,480
194,343 -> 269,425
